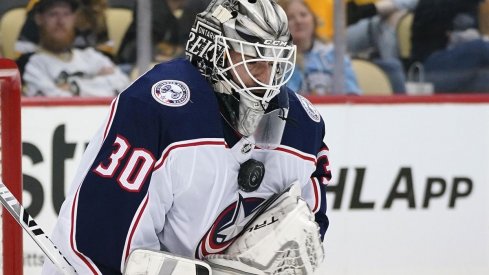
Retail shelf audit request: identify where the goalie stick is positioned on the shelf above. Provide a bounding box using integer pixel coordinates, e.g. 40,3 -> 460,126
0,180 -> 77,275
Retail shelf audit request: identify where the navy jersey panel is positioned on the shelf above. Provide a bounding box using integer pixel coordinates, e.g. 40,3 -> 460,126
75,59 -> 223,272
281,88 -> 330,239
281,87 -> 325,156
125,58 -> 224,143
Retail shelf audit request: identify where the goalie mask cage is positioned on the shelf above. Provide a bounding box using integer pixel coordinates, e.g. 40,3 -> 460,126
0,58 -> 24,275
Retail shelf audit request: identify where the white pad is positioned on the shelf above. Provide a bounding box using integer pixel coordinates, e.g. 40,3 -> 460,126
205,183 -> 324,275
124,249 -> 212,275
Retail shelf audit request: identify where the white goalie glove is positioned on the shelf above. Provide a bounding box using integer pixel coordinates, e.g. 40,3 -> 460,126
205,183 -> 325,275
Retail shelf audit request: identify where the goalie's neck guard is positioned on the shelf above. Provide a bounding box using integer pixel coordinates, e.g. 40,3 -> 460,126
217,88 -> 289,149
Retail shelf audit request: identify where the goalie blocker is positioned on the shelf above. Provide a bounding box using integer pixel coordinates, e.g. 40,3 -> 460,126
124,183 -> 324,275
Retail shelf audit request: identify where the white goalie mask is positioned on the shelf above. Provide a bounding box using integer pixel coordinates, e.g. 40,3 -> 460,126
186,0 -> 296,140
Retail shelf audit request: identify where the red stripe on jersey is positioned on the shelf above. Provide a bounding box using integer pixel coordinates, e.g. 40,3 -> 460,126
103,97 -> 119,139
311,178 -> 320,213
154,139 -> 227,170
200,231 -> 210,258
123,194 -> 150,262
274,146 -> 317,164
70,186 -> 101,274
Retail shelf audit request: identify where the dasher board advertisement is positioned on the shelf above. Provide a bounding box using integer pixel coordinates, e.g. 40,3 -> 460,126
20,98 -> 489,275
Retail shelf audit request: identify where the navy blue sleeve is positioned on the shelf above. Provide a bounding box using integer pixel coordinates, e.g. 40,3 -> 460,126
75,92 -> 162,273
282,89 -> 331,240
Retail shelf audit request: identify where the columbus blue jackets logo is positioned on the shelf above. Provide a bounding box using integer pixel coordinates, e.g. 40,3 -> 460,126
195,194 -> 265,258
297,94 -> 321,122
151,80 -> 190,107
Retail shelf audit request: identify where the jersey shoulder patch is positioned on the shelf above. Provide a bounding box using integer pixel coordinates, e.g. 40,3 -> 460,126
295,94 -> 321,122
151,79 -> 190,107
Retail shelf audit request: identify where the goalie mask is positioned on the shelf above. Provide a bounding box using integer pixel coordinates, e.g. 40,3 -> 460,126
186,0 -> 296,142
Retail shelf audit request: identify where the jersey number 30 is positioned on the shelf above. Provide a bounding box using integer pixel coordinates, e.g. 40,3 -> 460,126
94,135 -> 155,192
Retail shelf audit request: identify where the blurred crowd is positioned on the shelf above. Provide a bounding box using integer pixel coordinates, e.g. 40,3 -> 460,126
1,0 -> 489,97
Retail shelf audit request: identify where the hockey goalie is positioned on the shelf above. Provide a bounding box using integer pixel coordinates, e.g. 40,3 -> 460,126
41,0 -> 331,274
125,184 -> 324,275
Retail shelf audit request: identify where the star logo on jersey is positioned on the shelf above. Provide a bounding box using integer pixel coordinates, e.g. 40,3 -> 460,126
195,194 -> 265,258
151,80 -> 190,107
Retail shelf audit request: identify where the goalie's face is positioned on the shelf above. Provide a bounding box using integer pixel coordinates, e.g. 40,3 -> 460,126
215,36 -> 296,105
228,51 -> 273,95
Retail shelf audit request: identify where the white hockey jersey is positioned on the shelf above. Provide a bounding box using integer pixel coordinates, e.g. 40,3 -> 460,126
42,58 -> 331,274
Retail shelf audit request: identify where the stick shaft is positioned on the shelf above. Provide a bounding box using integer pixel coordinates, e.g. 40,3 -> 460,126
0,180 -> 77,275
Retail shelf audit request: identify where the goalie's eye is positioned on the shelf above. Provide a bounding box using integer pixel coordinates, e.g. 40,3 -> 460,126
246,61 -> 274,78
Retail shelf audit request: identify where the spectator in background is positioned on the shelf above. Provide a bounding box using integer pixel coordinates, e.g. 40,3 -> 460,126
346,0 -> 418,93
278,0 -> 361,95
410,0 -> 482,64
73,0 -> 112,54
20,0 -> 130,97
116,0 -> 207,64
15,0 -> 113,58
424,13 -> 489,93
347,0 -> 418,60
